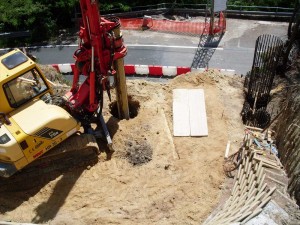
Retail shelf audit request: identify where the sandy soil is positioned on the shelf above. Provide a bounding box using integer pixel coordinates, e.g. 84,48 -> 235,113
0,70 -> 245,225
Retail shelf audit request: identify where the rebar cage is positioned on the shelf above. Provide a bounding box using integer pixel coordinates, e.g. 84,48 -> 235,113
246,34 -> 284,108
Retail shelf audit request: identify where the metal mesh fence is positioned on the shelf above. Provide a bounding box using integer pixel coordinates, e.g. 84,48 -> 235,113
242,34 -> 283,128
119,12 -> 226,37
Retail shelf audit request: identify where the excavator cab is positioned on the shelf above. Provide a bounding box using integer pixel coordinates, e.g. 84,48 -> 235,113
0,49 -> 81,177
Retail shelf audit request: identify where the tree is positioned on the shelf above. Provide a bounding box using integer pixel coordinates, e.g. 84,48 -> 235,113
0,0 -> 296,47
0,0 -> 78,45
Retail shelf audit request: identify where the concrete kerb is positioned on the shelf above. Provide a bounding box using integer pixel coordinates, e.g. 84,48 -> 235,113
50,63 -> 235,77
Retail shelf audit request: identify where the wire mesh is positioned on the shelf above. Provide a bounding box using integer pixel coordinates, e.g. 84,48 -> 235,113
246,34 -> 284,108
242,34 -> 283,129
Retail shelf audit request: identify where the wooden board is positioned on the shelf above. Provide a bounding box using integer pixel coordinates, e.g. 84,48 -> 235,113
189,89 -> 208,136
173,89 -> 208,137
173,89 -> 190,136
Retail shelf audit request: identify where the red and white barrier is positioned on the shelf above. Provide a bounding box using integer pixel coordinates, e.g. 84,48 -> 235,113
134,65 -> 150,75
51,63 -> 193,77
51,63 -> 235,76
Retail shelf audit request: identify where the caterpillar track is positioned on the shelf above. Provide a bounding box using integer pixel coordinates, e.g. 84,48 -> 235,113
0,134 -> 99,192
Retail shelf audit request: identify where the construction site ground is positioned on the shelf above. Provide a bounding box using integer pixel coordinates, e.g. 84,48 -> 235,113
0,69 -> 247,225
0,17 -> 299,225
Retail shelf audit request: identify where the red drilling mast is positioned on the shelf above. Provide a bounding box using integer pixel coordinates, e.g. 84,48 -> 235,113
65,0 -> 130,127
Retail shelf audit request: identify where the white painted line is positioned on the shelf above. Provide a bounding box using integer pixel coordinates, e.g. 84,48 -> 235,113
127,44 -> 224,50
26,43 -> 224,51
28,44 -> 78,48
0,44 -> 224,51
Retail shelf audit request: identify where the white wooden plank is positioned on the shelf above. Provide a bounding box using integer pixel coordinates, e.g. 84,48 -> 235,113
189,89 -> 208,136
173,89 -> 190,136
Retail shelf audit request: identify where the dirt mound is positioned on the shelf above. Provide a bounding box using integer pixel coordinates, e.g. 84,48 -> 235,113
38,64 -> 71,95
0,70 -> 245,225
39,64 -> 69,84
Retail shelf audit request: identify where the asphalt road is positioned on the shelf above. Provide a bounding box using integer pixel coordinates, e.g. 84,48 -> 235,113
6,18 -> 288,75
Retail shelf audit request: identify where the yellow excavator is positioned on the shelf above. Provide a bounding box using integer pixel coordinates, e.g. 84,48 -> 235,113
0,0 -> 129,181
0,49 -> 97,178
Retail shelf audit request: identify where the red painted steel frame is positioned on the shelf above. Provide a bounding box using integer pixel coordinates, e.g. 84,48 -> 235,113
67,0 -> 127,113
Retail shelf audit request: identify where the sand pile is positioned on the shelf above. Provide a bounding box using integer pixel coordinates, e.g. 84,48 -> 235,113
0,70 -> 245,225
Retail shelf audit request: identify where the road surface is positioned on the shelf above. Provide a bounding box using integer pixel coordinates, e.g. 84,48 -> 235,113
2,19 -> 288,75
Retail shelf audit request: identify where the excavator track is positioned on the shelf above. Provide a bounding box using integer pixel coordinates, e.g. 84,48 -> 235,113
0,134 -> 99,192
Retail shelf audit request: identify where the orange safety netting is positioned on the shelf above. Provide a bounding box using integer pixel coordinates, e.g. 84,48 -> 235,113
120,12 -> 226,35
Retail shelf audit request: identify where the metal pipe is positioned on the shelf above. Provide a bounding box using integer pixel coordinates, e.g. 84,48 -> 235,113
99,114 -> 113,151
91,46 -> 94,72
209,0 -> 214,35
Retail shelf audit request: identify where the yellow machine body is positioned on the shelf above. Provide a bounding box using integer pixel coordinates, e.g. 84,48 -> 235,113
0,49 -> 80,177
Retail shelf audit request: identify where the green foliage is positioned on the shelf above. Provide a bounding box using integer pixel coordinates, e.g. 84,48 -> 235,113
228,0 -> 294,7
100,2 -> 131,12
0,0 -> 77,46
0,0 -> 296,47
117,3 -> 131,12
0,1 -> 45,30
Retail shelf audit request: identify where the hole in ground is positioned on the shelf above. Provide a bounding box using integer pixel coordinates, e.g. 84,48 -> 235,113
109,96 -> 140,119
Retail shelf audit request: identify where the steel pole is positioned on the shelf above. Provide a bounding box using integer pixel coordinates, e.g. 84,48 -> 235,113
210,0 -> 214,35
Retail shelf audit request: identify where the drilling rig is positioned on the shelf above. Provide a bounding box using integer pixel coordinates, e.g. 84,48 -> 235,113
0,0 -> 129,179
